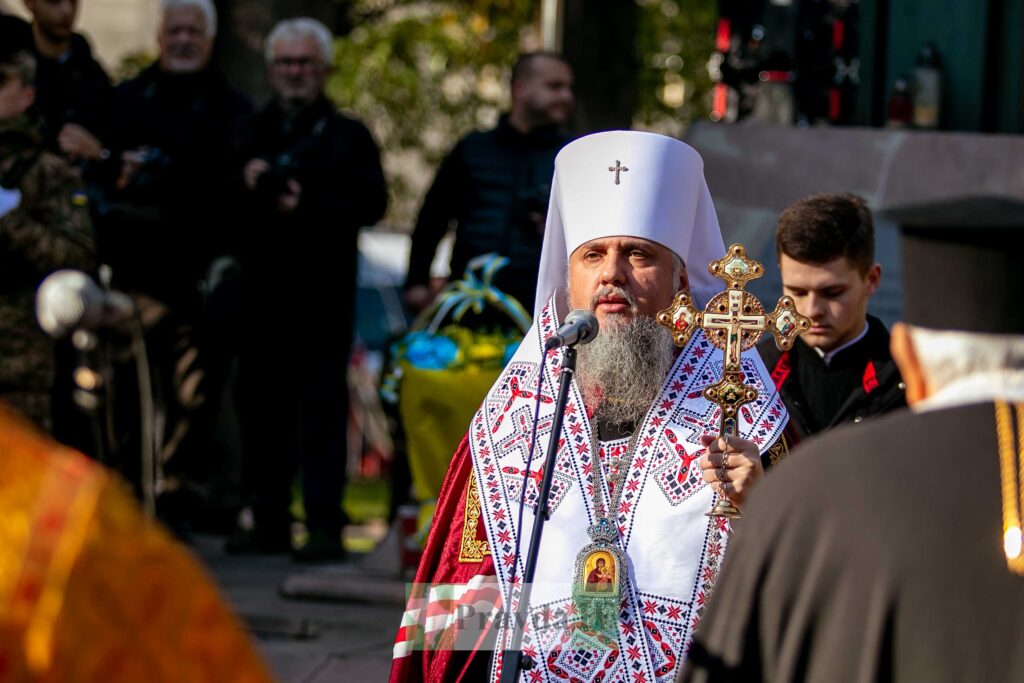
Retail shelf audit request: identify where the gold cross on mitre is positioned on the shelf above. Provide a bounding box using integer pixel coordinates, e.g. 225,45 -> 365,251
656,244 -> 810,517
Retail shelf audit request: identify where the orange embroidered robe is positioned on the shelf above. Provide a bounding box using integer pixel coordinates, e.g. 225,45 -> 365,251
0,406 -> 273,683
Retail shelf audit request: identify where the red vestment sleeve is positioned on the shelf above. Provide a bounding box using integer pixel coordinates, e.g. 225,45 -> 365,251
390,434 -> 497,683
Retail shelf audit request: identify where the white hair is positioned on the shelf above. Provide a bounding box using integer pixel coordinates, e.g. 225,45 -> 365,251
909,326 -> 1024,391
264,17 -> 334,65
160,0 -> 217,37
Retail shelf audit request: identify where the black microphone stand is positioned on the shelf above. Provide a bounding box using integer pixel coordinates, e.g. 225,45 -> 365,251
499,345 -> 577,683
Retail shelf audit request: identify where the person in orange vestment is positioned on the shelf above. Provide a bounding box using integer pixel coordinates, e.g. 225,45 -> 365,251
0,403 -> 274,683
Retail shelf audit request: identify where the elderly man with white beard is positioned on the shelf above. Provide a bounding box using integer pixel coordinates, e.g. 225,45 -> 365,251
390,131 -> 794,683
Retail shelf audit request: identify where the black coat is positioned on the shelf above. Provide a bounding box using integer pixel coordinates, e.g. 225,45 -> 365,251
681,401 -> 1024,682
406,115 -> 571,309
236,96 -> 387,341
757,315 -> 906,440
0,16 -> 114,150
99,65 -> 252,308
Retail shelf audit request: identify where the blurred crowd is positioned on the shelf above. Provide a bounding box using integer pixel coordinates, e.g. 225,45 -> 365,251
0,0 -> 577,563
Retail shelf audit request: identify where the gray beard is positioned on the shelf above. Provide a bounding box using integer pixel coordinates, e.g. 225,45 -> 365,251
576,314 -> 676,427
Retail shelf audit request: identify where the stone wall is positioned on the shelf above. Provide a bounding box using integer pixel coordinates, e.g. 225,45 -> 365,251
685,121 -> 1024,325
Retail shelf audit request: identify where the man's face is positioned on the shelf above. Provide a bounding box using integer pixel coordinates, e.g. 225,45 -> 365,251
512,56 -> 574,129
158,6 -> 213,74
0,73 -> 35,122
779,254 -> 881,352
267,35 -> 329,107
567,236 -> 686,330
24,0 -> 77,43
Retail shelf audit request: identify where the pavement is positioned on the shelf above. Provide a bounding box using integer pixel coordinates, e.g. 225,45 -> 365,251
193,530 -> 408,682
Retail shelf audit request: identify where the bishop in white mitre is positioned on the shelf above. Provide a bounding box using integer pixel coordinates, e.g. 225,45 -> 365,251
390,131 -> 794,683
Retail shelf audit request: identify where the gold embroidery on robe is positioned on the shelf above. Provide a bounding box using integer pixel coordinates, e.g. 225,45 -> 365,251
459,471 -> 491,563
768,434 -> 790,466
0,404 -> 273,682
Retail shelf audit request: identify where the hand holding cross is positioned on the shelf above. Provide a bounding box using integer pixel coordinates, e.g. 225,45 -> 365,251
656,243 -> 810,517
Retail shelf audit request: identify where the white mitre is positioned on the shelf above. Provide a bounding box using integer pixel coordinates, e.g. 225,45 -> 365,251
534,130 -> 726,316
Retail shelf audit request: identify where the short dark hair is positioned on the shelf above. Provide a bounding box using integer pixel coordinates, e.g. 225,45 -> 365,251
0,50 -> 35,87
511,51 -> 569,84
776,192 -> 875,272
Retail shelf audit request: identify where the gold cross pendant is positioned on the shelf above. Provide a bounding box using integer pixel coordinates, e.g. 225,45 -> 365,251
656,244 -> 810,518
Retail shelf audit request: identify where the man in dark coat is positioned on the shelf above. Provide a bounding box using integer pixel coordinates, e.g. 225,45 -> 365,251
680,196 -> 1024,683
229,17 -> 387,561
404,52 -> 574,313
97,0 -> 251,521
103,0 -> 250,309
758,192 -> 905,440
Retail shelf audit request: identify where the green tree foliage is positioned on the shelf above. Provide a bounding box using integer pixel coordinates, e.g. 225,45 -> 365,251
329,0 -> 716,227
634,0 -> 716,136
329,0 -> 537,227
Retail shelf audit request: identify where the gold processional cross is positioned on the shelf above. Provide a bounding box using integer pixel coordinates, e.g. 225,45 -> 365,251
656,244 -> 811,517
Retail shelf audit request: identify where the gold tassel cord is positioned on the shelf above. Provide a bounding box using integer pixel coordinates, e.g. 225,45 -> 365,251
994,401 -> 1024,574
1015,403 -> 1024,573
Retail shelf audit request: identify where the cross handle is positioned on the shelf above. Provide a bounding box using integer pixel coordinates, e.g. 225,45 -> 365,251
704,373 -> 758,437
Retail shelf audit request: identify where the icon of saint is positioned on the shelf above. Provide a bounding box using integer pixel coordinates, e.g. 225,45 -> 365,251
586,557 -> 614,592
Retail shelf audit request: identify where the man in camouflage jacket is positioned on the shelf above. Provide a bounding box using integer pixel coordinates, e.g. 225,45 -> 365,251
0,50 -> 94,431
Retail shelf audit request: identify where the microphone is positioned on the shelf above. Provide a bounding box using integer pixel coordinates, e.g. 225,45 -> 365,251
544,309 -> 599,350
36,269 -> 135,338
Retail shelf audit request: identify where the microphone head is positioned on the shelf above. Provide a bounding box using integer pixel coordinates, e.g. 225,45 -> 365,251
565,308 -> 599,345
36,270 -> 101,338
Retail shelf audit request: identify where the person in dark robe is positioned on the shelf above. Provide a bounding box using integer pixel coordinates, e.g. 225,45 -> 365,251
758,192 -> 905,439
680,196 -> 1024,683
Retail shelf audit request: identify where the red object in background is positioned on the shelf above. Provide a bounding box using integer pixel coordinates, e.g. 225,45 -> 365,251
829,19 -> 846,122
829,88 -> 842,121
886,78 -> 913,128
397,504 -> 423,572
832,19 -> 845,50
716,18 -> 731,52
711,83 -> 729,121
360,448 -> 386,478
759,70 -> 793,82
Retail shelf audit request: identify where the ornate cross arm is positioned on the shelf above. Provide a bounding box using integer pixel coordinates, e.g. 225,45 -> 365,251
656,244 -> 811,357
656,291 -> 701,348
765,296 -> 810,350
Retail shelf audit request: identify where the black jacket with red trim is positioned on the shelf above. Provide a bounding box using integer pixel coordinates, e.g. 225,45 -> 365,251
757,315 -> 906,440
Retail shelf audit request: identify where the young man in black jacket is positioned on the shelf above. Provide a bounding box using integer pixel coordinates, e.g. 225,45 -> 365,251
404,52 -> 574,313
1,0 -> 114,164
758,192 -> 905,440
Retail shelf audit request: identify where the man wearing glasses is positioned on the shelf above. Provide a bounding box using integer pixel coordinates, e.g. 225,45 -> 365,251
231,17 -> 388,562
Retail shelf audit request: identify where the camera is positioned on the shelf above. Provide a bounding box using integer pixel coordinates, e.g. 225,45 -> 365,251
253,153 -> 297,201
126,147 -> 171,194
